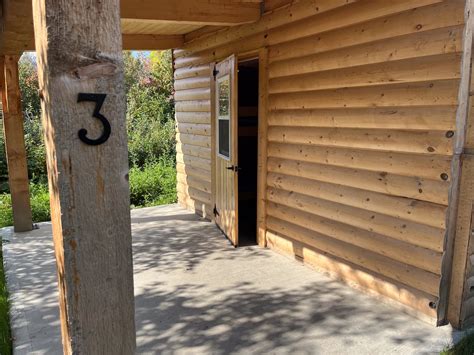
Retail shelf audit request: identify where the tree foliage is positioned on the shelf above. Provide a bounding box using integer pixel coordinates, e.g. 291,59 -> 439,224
125,50 -> 176,167
0,51 -> 176,193
0,53 -> 45,190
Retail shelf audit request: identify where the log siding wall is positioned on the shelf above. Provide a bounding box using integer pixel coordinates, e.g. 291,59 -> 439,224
173,0 -> 466,320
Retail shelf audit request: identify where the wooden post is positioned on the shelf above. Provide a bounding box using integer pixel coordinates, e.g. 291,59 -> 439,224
0,55 -> 33,232
32,1 -> 135,353
439,0 -> 474,326
256,48 -> 268,247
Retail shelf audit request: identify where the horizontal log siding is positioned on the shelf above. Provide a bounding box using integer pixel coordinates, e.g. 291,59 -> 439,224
173,0 -> 465,318
174,64 -> 212,217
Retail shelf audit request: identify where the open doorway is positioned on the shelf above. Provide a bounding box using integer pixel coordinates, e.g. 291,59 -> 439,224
237,58 -> 259,246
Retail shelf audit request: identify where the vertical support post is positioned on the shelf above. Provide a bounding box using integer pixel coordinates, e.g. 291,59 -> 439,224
256,48 -> 268,247
439,0 -> 474,326
0,55 -> 33,232
32,1 -> 135,353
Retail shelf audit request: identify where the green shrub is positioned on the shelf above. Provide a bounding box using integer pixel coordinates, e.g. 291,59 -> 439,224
0,160 -> 177,228
0,182 -> 51,228
129,161 -> 177,208
126,50 -> 176,168
0,195 -> 13,229
29,183 -> 50,223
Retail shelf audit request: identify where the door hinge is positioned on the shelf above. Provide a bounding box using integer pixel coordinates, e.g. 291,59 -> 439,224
213,67 -> 219,80
213,205 -> 219,217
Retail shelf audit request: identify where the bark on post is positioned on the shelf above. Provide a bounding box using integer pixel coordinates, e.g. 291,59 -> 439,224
32,1 -> 136,353
0,55 -> 33,232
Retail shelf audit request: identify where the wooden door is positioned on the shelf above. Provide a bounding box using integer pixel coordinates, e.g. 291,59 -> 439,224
214,55 -> 239,246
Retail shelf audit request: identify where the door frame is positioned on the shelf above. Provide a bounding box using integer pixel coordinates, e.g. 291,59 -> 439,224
210,48 -> 268,247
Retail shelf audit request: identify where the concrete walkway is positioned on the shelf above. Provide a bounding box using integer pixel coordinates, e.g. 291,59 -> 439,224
1,204 -> 462,354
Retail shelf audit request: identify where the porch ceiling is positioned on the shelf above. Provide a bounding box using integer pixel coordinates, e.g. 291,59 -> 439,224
0,0 -> 263,53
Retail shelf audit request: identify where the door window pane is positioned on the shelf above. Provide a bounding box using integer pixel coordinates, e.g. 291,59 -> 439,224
217,75 -> 231,159
218,120 -> 230,157
218,77 -> 230,117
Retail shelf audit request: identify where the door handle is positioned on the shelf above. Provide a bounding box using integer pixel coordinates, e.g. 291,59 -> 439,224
226,165 -> 241,172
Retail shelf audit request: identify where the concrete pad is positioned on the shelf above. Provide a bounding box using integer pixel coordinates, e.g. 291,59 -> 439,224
1,204 -> 463,354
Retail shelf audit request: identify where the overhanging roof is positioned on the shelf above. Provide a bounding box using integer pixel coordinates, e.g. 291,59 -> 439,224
0,0 -> 264,53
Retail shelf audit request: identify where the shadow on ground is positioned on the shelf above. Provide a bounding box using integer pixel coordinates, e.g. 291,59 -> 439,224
2,223 -> 61,354
3,204 -> 457,354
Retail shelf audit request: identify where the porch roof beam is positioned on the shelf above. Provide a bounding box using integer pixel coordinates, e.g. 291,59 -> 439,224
1,0 -> 262,54
3,34 -> 185,53
120,0 -> 262,26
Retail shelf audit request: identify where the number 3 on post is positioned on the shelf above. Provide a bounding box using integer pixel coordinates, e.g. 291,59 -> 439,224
77,93 -> 111,146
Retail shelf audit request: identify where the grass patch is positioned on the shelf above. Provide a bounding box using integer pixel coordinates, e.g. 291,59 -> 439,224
0,241 -> 12,354
442,333 -> 474,355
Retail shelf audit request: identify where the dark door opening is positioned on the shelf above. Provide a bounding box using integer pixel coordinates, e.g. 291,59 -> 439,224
237,58 -> 259,246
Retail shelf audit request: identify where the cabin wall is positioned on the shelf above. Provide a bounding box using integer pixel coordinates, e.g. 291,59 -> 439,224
174,65 -> 213,217
173,0 -> 467,321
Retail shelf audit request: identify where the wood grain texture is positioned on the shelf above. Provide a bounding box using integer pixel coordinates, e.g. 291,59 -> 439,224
438,0 -> 474,326
175,0 -> 452,69
174,64 -> 213,213
268,106 -> 457,131
267,157 -> 449,205
267,187 -> 445,252
268,26 -> 463,78
32,0 -> 135,353
267,202 -> 442,274
267,143 -> 452,181
266,173 -> 447,229
0,55 -> 33,232
448,155 -> 474,327
267,216 -> 440,296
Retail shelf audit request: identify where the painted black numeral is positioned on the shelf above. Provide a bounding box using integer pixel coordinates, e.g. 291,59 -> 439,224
77,93 -> 111,146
